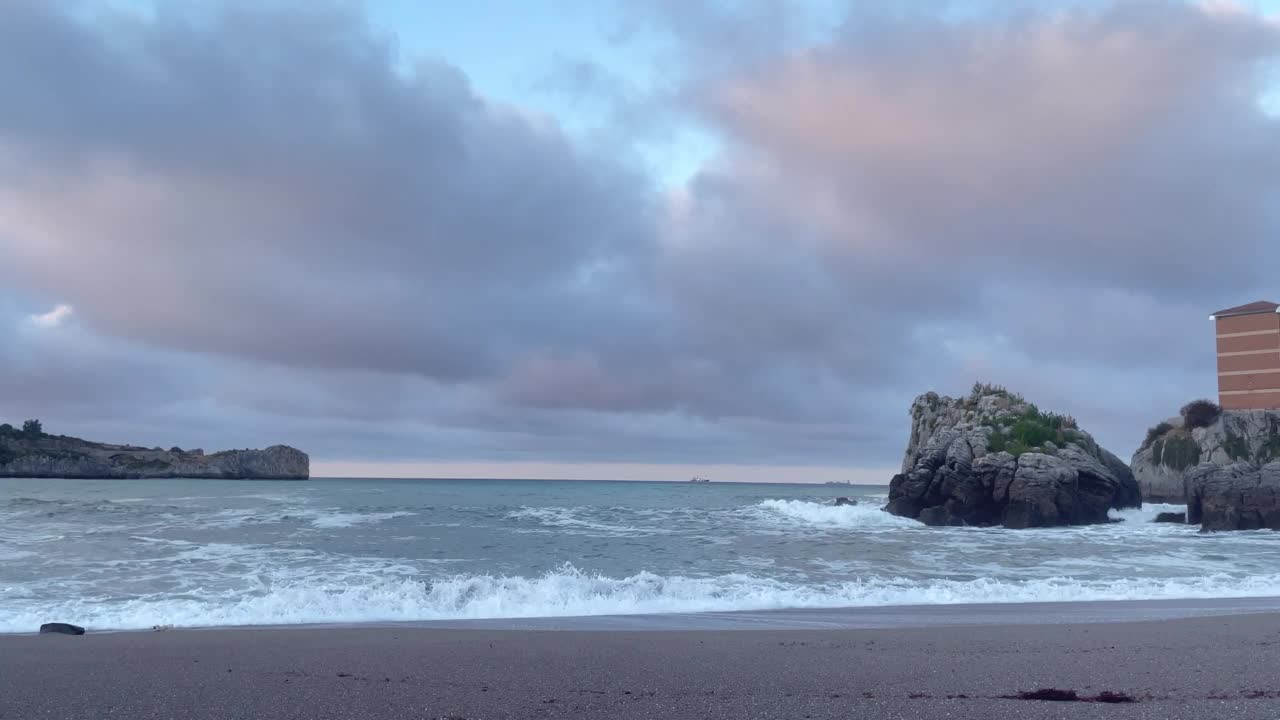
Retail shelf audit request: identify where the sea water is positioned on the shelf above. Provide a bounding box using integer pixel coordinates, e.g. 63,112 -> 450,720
2,477 -> 1279,632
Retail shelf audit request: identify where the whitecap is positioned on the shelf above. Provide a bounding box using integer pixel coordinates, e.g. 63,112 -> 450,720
7,563 -> 1280,633
749,499 -> 920,530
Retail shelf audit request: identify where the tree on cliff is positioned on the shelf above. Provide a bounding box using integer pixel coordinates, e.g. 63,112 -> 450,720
21,419 -> 43,437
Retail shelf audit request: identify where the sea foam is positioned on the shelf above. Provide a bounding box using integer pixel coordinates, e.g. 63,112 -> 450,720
6,563 -> 1280,633
751,499 -> 921,529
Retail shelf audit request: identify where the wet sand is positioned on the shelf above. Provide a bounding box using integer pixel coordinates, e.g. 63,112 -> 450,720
4,609 -> 1280,719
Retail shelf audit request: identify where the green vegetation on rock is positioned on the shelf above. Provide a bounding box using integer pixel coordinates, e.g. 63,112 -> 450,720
1153,431 -> 1200,471
984,405 -> 1081,458
1223,432 -> 1251,462
970,382 -> 1025,404
1143,422 -> 1174,449
1258,435 -> 1280,464
1180,399 -> 1222,430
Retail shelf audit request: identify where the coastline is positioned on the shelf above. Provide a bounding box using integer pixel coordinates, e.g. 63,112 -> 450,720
6,610 -> 1280,719
10,595 -> 1280,635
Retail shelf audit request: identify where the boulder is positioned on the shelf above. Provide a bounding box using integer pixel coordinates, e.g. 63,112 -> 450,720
1185,462 -> 1280,531
833,497 -> 857,506
1153,512 -> 1186,524
886,385 -> 1140,528
39,623 -> 85,635
1132,406 -> 1280,502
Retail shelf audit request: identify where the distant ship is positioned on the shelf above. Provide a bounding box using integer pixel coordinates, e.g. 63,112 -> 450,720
688,476 -> 711,483
823,480 -> 853,486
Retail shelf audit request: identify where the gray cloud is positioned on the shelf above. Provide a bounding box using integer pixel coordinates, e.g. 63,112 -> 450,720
2,0 -> 1279,470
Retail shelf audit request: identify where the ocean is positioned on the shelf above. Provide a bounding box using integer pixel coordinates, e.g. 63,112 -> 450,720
2,477 -> 1279,633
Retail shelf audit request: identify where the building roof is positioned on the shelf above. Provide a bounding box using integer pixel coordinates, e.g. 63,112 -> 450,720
1211,300 -> 1280,319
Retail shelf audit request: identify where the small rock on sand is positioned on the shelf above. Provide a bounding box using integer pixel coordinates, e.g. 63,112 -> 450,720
39,623 -> 85,635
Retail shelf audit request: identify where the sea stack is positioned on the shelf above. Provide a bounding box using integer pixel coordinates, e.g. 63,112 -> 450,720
885,384 -> 1140,529
1132,401 -> 1280,503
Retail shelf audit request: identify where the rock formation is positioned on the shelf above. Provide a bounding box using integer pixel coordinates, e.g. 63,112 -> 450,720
0,422 -> 308,479
1132,402 -> 1280,502
885,385 -> 1140,529
1185,462 -> 1280,531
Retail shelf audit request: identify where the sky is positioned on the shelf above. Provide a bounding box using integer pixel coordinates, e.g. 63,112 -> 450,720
2,0 -> 1280,482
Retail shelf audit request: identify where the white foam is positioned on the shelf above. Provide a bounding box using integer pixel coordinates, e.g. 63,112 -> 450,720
505,506 -> 669,536
750,499 -> 920,529
7,563 -> 1280,633
1109,503 -> 1189,525
189,507 -> 416,530
305,510 -> 416,529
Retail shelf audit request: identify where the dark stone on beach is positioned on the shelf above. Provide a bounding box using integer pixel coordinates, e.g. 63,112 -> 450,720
39,623 -> 85,635
1185,461 -> 1280,531
833,497 -> 857,506
1006,688 -> 1080,701
1001,688 -> 1138,703
1153,512 -> 1186,524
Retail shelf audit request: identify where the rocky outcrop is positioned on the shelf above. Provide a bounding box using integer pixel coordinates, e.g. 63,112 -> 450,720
1153,512 -> 1186,524
0,424 -> 308,479
1185,462 -> 1280,531
1132,405 -> 1280,502
885,385 -> 1140,529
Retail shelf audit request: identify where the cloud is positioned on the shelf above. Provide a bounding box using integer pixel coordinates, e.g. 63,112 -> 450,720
1,0 -> 1278,471
29,304 -> 74,328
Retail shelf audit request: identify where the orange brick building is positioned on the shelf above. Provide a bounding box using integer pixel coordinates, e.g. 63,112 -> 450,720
1211,300 -> 1280,410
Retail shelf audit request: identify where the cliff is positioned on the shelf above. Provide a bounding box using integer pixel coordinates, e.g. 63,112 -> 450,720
885,385 -> 1140,528
0,423 -> 308,479
1185,461 -> 1280,531
1131,402 -> 1280,502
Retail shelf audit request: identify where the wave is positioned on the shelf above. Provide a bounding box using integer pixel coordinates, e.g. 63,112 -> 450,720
749,499 -> 920,529
1109,503 -> 1189,525
504,506 -> 671,536
187,507 -> 416,530
9,563 -> 1280,633
304,510 -> 416,529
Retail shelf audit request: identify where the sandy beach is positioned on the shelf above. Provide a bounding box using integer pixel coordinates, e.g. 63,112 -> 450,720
5,605 -> 1280,720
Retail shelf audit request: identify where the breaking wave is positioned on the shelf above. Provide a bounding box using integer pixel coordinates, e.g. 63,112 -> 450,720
750,499 -> 920,529
6,563 -> 1280,633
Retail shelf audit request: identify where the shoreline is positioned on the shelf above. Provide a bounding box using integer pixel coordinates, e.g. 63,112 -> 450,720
10,595 -> 1280,636
6,611 -> 1280,719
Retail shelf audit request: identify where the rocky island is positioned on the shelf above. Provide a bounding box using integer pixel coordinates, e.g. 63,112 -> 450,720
0,420 -> 308,479
885,384 -> 1140,528
1132,401 -> 1280,530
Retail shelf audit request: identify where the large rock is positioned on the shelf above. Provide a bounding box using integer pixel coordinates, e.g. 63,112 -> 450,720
0,425 -> 309,479
1132,406 -> 1280,502
886,386 -> 1140,528
1185,462 -> 1280,531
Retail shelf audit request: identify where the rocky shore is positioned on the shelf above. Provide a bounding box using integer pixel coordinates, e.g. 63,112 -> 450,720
1130,402 -> 1280,530
0,421 -> 308,479
885,385 -> 1140,529
1131,402 -> 1280,503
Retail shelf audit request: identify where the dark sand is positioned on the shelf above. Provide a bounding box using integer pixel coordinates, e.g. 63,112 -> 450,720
5,606 -> 1280,719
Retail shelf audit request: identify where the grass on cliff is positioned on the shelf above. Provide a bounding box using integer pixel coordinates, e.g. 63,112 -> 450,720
1261,435 -> 1280,463
1151,431 -> 1200,471
1143,421 -> 1174,448
969,382 -> 1026,405
984,406 -> 1084,458
1180,399 -> 1222,430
